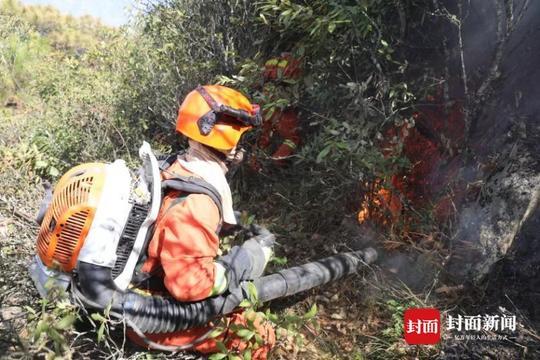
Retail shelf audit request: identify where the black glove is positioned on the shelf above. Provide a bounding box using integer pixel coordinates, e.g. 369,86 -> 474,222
248,224 -> 276,248
217,225 -> 276,289
216,245 -> 254,289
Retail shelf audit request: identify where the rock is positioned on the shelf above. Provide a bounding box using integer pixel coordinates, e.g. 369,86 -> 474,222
446,159 -> 540,282
0,306 -> 25,332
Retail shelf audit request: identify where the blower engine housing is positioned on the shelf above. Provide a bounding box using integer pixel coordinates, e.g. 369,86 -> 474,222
31,142 -> 161,296
36,162 -> 109,272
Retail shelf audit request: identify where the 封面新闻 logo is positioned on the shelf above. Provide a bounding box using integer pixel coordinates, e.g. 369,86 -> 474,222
404,308 -> 441,345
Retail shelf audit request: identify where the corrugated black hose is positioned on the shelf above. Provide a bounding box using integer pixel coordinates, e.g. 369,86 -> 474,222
73,248 -> 377,351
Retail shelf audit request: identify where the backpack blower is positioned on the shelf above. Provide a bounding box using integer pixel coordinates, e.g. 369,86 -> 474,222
29,142 -> 377,351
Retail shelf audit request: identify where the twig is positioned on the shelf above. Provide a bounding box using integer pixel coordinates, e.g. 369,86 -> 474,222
470,0 -> 512,139
0,196 -> 37,227
457,1 -> 470,140
424,253 -> 452,303
512,0 -> 530,31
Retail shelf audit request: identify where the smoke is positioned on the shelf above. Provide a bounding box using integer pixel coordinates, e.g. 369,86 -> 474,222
352,0 -> 540,289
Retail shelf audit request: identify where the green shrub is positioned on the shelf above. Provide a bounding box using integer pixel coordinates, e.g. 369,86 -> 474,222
0,0 -> 137,185
114,0 -> 425,233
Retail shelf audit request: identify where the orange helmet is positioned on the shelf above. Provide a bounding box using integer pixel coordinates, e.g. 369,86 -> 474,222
176,85 -> 261,151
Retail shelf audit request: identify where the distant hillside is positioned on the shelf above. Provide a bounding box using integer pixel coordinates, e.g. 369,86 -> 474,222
0,0 -> 127,182
2,0 -> 113,53
0,0 -> 118,102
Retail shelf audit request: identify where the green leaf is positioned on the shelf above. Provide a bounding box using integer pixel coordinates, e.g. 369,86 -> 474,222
104,302 -> 112,317
35,319 -> 49,336
216,340 -> 228,353
266,311 -> 278,323
91,312 -> 106,322
244,349 -> 252,360
304,304 -> 318,320
97,323 -> 105,343
55,314 -> 76,330
256,311 -> 267,320
270,256 -> 288,265
208,354 -> 227,360
48,166 -> 60,177
236,329 -> 255,340
264,106 -> 275,120
209,327 -> 224,338
246,282 -> 258,304
281,78 -> 297,85
35,160 -> 48,169
239,299 -> 252,308
329,129 -> 340,136
24,306 -> 37,316
328,22 -> 336,33
254,334 -> 264,346
48,328 -> 65,345
316,145 -> 332,163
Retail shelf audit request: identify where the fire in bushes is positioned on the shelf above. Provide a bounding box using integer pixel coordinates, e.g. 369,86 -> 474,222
358,96 -> 471,236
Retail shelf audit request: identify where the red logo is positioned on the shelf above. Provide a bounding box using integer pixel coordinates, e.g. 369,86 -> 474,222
404,308 -> 441,345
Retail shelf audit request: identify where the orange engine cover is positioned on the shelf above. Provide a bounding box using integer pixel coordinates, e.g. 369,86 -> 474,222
36,163 -> 107,272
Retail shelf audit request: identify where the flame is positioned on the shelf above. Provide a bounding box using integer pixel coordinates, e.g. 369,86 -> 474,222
357,95 -> 466,231
358,181 -> 402,225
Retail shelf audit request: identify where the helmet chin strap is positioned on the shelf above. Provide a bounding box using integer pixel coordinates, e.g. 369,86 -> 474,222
196,142 -> 246,169
186,140 -> 246,178
224,148 -> 245,182
225,146 -> 246,166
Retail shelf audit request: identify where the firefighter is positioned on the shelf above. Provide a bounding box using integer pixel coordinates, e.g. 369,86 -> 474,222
128,85 -> 276,359
251,53 -> 302,170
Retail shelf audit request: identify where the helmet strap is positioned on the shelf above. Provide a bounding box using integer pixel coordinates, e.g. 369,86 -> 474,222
195,86 -> 261,136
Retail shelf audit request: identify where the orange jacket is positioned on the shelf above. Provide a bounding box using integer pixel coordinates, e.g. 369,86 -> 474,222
130,159 -> 275,359
259,108 -> 300,161
140,160 -> 220,301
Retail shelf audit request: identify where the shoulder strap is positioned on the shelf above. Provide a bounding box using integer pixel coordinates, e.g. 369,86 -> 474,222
132,153 -> 225,283
157,152 -> 182,171
161,177 -> 223,222
157,152 -> 223,223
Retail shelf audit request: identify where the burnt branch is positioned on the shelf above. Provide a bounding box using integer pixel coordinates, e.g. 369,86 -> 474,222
457,0 -> 470,143
469,0 -> 528,139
